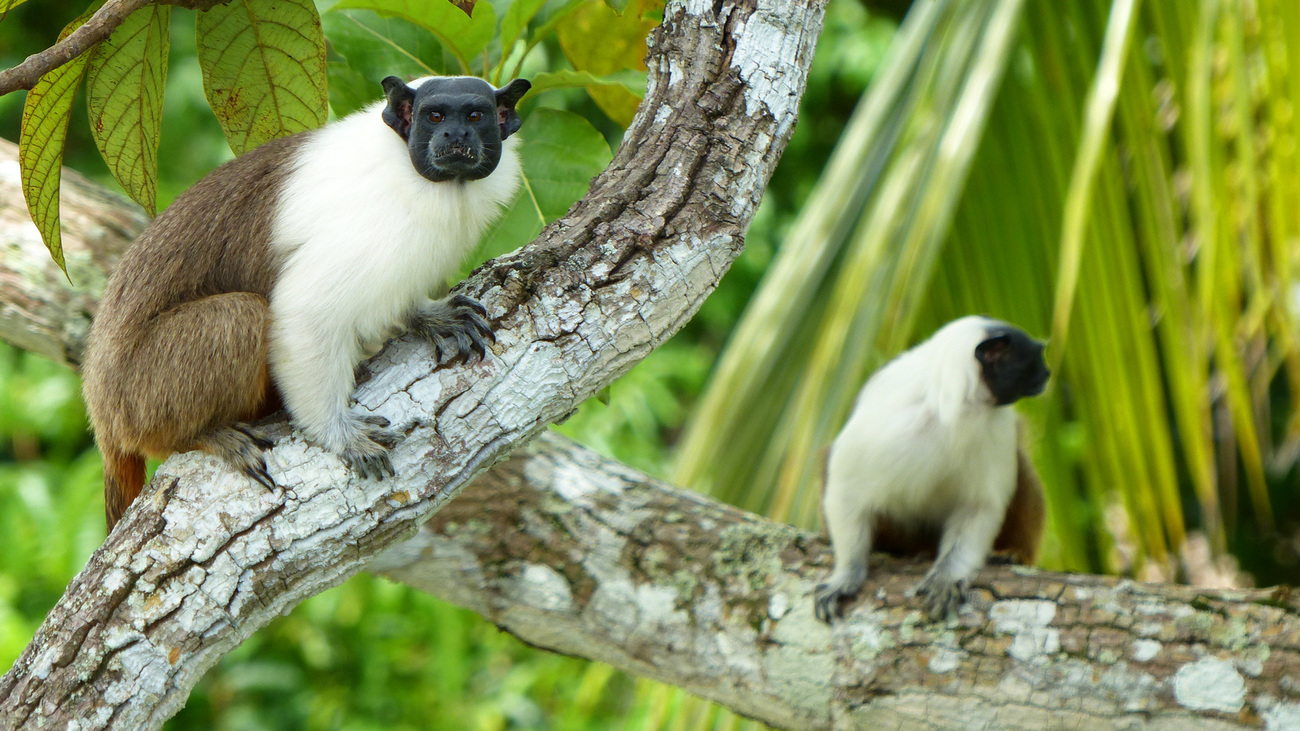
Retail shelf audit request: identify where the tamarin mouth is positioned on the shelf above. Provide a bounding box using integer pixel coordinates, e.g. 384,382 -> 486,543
435,143 -> 477,161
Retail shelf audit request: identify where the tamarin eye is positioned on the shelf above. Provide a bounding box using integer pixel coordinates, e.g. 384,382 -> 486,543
468,111 -> 484,122
428,111 -> 443,123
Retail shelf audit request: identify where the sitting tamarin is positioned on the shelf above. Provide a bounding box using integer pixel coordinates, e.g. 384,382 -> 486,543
82,75 -> 531,529
814,316 -> 1050,622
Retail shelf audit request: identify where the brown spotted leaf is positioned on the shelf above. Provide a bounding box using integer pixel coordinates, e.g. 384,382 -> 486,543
196,0 -> 328,156
85,4 -> 170,216
18,1 -> 102,274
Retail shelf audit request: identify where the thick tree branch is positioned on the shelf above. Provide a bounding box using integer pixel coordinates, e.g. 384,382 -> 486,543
382,432 -> 1300,731
0,0 -> 826,726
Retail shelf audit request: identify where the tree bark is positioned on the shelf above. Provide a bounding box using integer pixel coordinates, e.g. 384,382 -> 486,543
387,432 -> 1300,731
3,2 -> 1300,729
0,0 -> 827,727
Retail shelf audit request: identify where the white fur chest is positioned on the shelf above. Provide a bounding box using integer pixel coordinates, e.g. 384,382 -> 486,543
268,101 -> 521,346
827,317 -> 1020,523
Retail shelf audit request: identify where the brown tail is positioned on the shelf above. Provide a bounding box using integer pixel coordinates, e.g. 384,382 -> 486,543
992,447 -> 1046,565
104,448 -> 146,530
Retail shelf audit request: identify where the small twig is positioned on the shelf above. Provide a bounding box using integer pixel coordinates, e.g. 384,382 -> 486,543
0,0 -> 153,98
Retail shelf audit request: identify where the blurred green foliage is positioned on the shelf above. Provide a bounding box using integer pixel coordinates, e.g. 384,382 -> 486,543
0,0 -> 895,728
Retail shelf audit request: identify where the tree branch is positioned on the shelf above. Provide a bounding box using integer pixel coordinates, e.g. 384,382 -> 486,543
0,0 -> 152,97
0,0 -> 235,98
0,0 -> 826,726
381,431 -> 1300,731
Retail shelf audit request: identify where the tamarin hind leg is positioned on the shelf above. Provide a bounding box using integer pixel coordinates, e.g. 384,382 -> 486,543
192,424 -> 276,491
124,292 -> 277,446
91,292 -> 276,528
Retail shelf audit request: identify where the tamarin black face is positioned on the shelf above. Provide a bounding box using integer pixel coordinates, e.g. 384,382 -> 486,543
382,76 -> 531,183
975,326 -> 1050,406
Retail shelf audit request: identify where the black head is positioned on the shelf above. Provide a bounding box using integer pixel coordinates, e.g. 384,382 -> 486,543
381,75 -> 531,183
974,324 -> 1050,406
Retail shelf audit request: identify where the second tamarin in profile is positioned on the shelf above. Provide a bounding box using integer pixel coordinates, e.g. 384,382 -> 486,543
814,316 -> 1050,622
82,75 -> 530,530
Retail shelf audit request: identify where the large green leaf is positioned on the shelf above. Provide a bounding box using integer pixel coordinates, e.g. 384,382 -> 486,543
196,0 -> 329,156
18,2 -> 102,275
331,0 -> 496,74
323,8 -> 446,117
85,4 -> 170,216
525,68 -> 646,100
554,0 -> 657,126
474,108 -> 612,265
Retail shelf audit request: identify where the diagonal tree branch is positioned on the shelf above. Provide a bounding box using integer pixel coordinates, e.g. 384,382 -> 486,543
0,0 -> 152,97
0,0 -> 826,726
0,0 -> 235,98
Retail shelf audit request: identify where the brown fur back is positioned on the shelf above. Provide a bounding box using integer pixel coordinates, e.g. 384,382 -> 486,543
83,133 -> 309,529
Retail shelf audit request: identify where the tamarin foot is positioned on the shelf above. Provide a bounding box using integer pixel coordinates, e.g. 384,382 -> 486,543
197,425 -> 276,491
409,294 -> 496,363
914,573 -> 968,621
340,414 -> 398,480
813,579 -> 863,623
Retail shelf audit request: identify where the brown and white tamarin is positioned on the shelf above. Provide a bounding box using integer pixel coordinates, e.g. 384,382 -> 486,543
82,75 -> 530,529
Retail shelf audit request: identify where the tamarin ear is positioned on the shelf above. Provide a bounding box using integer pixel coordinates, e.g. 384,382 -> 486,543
381,76 -> 416,140
495,78 -> 531,140
975,334 -> 1011,364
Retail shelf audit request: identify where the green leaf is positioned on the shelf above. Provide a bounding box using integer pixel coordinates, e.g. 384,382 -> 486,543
85,4 -> 170,216
0,0 -> 30,15
601,0 -> 629,13
499,0 -> 549,59
18,2 -> 102,275
554,0 -> 657,126
474,108 -> 612,264
323,8 -> 446,117
496,0 -> 585,83
331,0 -> 496,74
197,0 -> 329,156
525,68 -> 646,99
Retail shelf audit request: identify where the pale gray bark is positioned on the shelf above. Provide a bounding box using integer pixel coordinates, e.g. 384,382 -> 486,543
0,0 -> 825,726
2,1 -> 1300,728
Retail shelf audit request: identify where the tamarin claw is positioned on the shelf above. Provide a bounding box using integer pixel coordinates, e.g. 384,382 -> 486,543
410,294 -> 496,364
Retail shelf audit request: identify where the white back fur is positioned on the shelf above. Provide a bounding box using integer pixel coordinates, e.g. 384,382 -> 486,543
268,79 -> 521,451
826,316 -> 1018,524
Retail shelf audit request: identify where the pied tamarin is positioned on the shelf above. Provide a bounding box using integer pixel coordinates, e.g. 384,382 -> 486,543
814,316 -> 1051,622
82,75 -> 530,529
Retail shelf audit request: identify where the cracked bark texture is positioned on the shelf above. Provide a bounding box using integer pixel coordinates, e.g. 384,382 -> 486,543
3,6 -> 1300,731
0,0 -> 826,726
